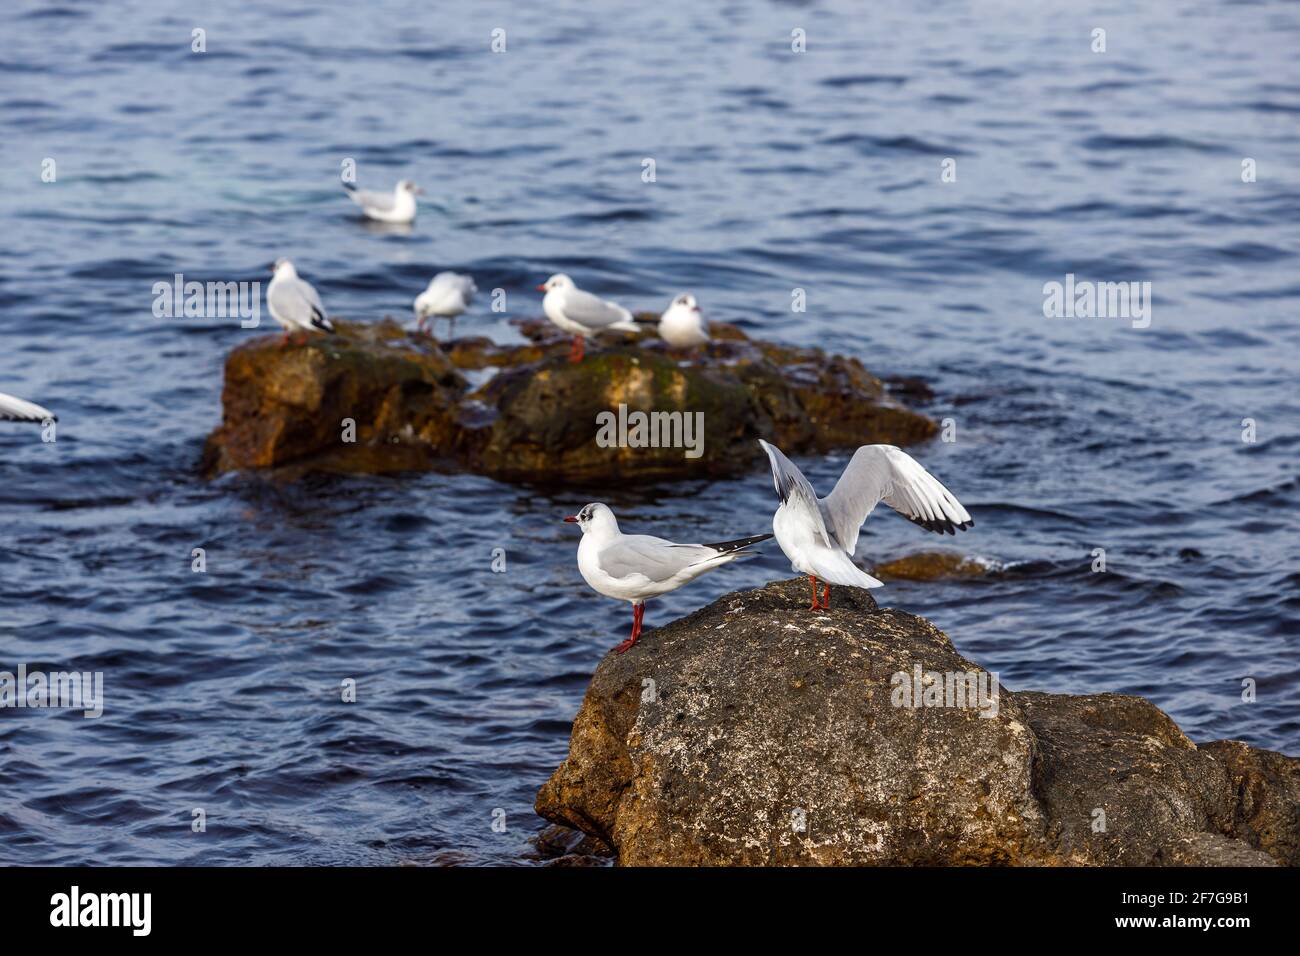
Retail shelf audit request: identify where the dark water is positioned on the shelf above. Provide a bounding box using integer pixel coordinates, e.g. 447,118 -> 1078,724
2,0 -> 1298,865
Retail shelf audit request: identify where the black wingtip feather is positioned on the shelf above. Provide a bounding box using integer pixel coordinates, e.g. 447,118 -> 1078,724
705,532 -> 774,554
906,514 -> 973,535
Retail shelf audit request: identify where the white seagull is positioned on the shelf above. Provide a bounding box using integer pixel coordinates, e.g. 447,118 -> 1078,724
538,274 -> 639,363
342,178 -> 424,224
758,439 -> 973,610
658,293 -> 709,349
267,259 -> 335,346
565,502 -> 771,653
414,272 -> 477,337
0,391 -> 56,424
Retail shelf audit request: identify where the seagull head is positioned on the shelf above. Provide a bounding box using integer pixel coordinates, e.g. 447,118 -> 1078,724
563,502 -> 617,535
270,258 -> 297,278
398,179 -> 425,195
537,273 -> 574,293
671,293 -> 700,313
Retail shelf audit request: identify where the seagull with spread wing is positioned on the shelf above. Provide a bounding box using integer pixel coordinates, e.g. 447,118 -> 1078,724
565,502 -> 772,653
757,439 -> 973,611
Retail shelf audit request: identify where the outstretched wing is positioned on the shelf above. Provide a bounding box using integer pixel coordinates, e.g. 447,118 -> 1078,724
822,445 -> 973,553
758,439 -> 832,549
0,391 -> 55,423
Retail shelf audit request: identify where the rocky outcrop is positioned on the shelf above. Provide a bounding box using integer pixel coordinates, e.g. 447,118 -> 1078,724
535,578 -> 1297,866
201,318 -> 936,483
873,550 -> 996,581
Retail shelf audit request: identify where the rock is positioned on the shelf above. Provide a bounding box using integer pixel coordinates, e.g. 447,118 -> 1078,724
202,318 -> 937,483
874,550 -> 996,581
200,319 -> 465,477
526,824 -> 615,867
535,578 -> 1297,866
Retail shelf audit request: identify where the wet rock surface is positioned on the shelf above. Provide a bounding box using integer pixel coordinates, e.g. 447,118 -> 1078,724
535,578 -> 1298,866
201,318 -> 937,483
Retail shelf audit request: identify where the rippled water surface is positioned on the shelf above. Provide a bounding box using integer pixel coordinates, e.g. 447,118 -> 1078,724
1,0 -> 1298,865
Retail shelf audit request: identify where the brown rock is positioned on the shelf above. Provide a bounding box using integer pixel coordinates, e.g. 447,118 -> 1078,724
202,318 -> 937,483
874,551 -> 996,581
536,577 -> 1298,866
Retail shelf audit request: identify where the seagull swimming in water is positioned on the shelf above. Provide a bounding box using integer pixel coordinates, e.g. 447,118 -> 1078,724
267,259 -> 335,347
538,274 -> 639,363
0,391 -> 56,424
657,293 -> 709,349
342,178 -> 424,224
758,439 -> 973,611
414,272 -> 477,337
565,502 -> 772,653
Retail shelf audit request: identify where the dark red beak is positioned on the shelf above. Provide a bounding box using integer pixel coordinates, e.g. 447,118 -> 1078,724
536,283 -> 547,292
563,515 -> 579,523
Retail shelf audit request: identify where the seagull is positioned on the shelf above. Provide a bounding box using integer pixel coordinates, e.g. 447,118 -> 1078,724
658,293 -> 709,348
757,439 -> 973,611
342,178 -> 424,224
565,502 -> 772,653
538,274 -> 639,363
267,259 -> 335,347
414,272 -> 477,337
0,391 -> 56,424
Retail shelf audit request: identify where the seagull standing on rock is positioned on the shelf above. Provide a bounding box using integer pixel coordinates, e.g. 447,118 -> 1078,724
565,502 -> 772,653
414,272 -> 476,337
658,293 -> 709,349
342,178 -> 424,224
538,274 -> 639,363
758,439 -> 973,611
0,391 -> 56,424
267,259 -> 336,347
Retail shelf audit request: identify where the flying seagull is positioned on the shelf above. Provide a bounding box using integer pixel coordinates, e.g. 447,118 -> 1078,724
758,439 -> 973,610
414,272 -> 477,337
565,502 -> 771,653
538,274 -> 638,363
0,391 -> 56,424
657,293 -> 709,348
342,178 -> 424,224
267,259 -> 335,346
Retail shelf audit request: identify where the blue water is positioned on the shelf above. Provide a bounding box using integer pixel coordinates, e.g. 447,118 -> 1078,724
1,0 -> 1297,865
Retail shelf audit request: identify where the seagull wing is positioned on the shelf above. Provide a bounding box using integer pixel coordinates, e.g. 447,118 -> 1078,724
758,439 -> 832,549
270,277 -> 332,332
597,534 -> 709,584
348,188 -> 395,213
822,445 -> 973,551
0,391 -> 55,423
562,288 -> 635,330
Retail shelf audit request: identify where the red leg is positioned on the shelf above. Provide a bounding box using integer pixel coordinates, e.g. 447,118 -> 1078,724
821,584 -> 831,608
808,575 -> 822,610
279,330 -> 290,348
568,336 -> 585,363
614,603 -> 644,654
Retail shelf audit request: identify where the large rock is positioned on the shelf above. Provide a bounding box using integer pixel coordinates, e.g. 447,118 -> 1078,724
201,318 -> 937,483
535,578 -> 1297,866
